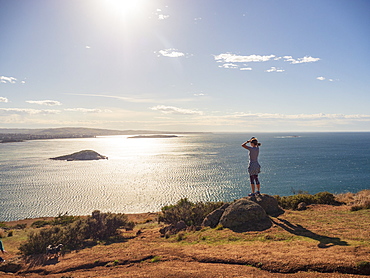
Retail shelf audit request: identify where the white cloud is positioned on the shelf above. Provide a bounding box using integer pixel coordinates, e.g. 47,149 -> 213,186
218,63 -> 238,69
284,56 -> 320,64
265,67 -> 285,73
158,48 -> 185,58
0,108 -> 60,115
158,14 -> 169,20
317,76 -> 326,81
0,97 -> 9,102
0,76 -> 17,84
26,100 -> 62,106
215,54 -> 320,72
215,53 -> 276,63
64,108 -> 112,113
151,105 -> 203,115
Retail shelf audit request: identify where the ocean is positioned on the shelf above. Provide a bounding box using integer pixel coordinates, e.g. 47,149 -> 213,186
1,132 -> 369,221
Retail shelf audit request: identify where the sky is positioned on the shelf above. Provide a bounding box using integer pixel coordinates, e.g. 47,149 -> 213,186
1,0 -> 370,132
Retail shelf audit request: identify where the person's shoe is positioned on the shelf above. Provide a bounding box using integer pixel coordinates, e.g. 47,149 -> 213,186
256,191 -> 261,196
248,193 -> 255,196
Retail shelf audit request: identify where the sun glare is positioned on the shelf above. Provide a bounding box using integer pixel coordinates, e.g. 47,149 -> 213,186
104,0 -> 145,16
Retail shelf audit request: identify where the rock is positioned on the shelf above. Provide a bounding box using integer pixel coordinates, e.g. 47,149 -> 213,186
219,199 -> 271,232
244,194 -> 284,216
50,150 -> 108,161
159,221 -> 187,236
202,204 -> 230,228
297,202 -> 307,211
175,220 -> 187,231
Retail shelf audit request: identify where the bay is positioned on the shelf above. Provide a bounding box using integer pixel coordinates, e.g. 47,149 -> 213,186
1,132 -> 369,221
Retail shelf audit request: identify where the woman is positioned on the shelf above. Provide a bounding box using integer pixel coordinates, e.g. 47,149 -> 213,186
0,239 -> 6,263
241,137 -> 262,196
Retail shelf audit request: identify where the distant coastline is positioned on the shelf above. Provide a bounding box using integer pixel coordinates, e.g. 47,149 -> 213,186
0,127 -> 210,143
128,135 -> 178,139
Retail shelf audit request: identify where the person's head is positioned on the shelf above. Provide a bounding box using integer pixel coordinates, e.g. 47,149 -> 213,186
250,137 -> 261,147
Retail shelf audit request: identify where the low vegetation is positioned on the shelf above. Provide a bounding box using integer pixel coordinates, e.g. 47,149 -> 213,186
335,189 -> 370,211
159,198 -> 226,226
19,210 -> 134,255
274,191 -> 340,210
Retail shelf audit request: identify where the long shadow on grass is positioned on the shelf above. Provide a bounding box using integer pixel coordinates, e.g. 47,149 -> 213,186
271,218 -> 348,248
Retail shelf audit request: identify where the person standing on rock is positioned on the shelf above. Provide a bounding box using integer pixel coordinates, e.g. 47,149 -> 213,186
242,137 -> 262,196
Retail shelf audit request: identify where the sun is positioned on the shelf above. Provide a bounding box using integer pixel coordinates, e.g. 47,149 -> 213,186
104,0 -> 145,16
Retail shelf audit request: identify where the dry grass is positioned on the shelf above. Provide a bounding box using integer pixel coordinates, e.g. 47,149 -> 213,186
335,190 -> 370,210
0,204 -> 369,277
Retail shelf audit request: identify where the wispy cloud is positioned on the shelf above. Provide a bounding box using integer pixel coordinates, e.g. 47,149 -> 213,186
215,53 -> 320,71
0,76 -> 17,84
317,76 -> 335,82
151,105 -> 203,115
26,100 -> 62,106
157,48 -> 185,58
265,67 -> 285,73
155,8 -> 169,20
0,108 -> 60,115
0,97 -> 9,102
67,93 -> 197,104
218,63 -> 238,69
283,56 -> 320,64
215,54 -> 276,63
64,108 -> 112,113
66,93 -> 157,103
229,112 -> 370,120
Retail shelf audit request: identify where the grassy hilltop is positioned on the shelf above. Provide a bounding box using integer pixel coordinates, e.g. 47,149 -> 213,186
0,190 -> 369,277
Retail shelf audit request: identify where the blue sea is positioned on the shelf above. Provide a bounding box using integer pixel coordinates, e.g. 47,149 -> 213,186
1,132 -> 369,221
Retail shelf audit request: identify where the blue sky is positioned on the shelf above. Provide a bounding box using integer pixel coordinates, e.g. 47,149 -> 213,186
1,0 -> 370,132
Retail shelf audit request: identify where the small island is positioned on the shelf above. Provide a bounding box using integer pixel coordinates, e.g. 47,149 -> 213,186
50,150 -> 108,161
128,135 -> 178,139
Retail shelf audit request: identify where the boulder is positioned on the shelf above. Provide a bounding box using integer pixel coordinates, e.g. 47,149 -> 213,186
244,194 -> 284,217
297,202 -> 307,211
50,150 -> 108,161
159,220 -> 187,237
202,203 -> 230,228
219,199 -> 271,232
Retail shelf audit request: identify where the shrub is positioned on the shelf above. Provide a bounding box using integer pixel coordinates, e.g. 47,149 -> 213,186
19,226 -> 63,255
85,210 -> 134,240
314,192 -> 337,205
275,192 -> 338,210
51,212 -> 79,226
19,211 -> 135,255
159,198 -> 226,226
31,220 -> 51,228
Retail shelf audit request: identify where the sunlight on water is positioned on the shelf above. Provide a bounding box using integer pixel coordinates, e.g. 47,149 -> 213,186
1,133 -> 369,221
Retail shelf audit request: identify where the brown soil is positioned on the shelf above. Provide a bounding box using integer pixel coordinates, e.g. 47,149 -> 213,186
1,206 -> 370,278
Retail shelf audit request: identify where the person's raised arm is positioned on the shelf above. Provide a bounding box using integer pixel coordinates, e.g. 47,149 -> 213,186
242,140 -> 250,149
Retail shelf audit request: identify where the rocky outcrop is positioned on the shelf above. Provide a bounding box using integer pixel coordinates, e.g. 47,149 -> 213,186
202,194 -> 284,232
201,204 -> 230,228
243,194 -> 284,217
50,150 -> 108,161
219,199 -> 271,232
